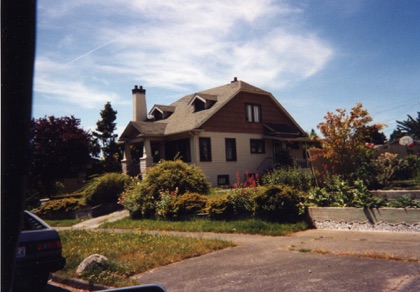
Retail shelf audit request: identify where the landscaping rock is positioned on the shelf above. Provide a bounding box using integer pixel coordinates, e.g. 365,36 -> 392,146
76,254 -> 109,276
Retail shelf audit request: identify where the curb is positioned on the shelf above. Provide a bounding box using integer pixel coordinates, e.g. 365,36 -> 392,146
50,273 -> 109,291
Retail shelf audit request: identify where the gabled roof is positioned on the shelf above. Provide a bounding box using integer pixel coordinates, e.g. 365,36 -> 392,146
150,104 -> 175,115
119,79 -> 306,141
119,121 -> 167,141
188,93 -> 219,105
159,80 -> 272,135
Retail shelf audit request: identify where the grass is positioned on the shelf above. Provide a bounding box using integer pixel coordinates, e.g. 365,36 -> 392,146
311,249 -> 420,262
57,229 -> 234,288
45,218 -> 86,227
101,218 -> 309,236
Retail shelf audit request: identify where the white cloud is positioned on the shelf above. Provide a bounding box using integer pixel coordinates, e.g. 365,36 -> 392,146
35,0 -> 333,109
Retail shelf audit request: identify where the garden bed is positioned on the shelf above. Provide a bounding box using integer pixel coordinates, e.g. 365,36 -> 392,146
308,206 -> 420,233
371,190 -> 420,200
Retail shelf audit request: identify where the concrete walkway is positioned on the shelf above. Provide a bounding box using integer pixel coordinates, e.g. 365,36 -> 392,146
58,212 -> 420,291
68,209 -> 130,230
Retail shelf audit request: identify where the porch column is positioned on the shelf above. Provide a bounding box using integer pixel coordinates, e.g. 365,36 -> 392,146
140,138 -> 153,174
121,143 -> 133,175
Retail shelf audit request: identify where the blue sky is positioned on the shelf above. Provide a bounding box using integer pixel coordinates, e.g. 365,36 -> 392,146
33,0 -> 420,139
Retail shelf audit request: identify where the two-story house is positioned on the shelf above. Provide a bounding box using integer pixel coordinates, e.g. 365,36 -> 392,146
119,77 -> 311,186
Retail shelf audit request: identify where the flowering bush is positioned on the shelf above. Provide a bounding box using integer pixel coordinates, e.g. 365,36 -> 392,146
232,171 -> 259,188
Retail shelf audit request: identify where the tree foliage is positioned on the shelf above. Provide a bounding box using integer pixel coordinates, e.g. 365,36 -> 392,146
396,112 -> 420,139
317,103 -> 383,174
29,116 -> 97,196
93,102 -> 122,172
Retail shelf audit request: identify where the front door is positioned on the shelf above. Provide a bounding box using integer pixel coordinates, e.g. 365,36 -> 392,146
273,141 -> 292,166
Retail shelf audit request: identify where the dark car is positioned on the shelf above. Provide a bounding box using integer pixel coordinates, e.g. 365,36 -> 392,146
14,211 -> 66,291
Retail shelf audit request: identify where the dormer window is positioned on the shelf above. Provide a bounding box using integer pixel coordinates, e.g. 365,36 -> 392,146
190,94 -> 218,112
194,99 -> 206,112
149,105 -> 175,121
154,110 -> 163,121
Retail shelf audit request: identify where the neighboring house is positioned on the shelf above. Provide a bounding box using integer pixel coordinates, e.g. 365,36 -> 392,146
119,78 -> 312,186
375,138 -> 420,157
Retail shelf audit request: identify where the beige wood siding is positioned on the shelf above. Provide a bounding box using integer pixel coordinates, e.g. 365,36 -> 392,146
192,132 -> 273,186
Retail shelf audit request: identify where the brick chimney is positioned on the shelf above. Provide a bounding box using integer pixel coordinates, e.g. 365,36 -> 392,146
132,85 -> 147,122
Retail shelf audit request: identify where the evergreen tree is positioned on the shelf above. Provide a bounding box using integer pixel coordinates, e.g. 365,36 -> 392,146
396,112 -> 420,139
93,102 -> 122,172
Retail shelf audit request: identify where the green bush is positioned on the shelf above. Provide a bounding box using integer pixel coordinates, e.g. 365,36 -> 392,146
206,196 -> 234,220
308,178 -> 387,208
253,185 -> 302,222
120,160 -> 211,218
156,191 -> 208,219
393,155 -> 420,180
82,173 -> 131,206
309,187 -> 339,207
206,188 -> 257,220
35,198 -> 85,219
261,166 -> 314,191
388,195 -> 420,208
158,192 -> 208,220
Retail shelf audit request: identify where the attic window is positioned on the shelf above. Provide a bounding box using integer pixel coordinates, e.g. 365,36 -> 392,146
154,111 -> 163,121
150,105 -> 175,121
190,94 -> 217,112
194,99 -> 206,112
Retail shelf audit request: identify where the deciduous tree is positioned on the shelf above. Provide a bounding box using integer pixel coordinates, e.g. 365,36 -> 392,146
317,103 -> 383,174
29,116 -> 97,196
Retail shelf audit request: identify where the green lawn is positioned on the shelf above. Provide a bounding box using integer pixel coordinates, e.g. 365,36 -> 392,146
101,218 -> 309,236
45,218 -> 85,227
58,229 -> 234,288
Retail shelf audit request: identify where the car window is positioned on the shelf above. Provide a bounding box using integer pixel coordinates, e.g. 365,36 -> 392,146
22,213 -> 47,231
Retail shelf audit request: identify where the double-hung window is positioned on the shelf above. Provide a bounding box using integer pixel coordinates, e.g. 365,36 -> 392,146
245,104 -> 261,123
250,139 -> 265,154
225,138 -> 237,161
199,137 -> 212,161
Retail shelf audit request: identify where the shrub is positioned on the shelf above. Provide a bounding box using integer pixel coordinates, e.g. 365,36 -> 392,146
206,196 -> 234,220
308,179 -> 387,208
172,193 -> 208,219
228,188 -> 257,218
205,188 -> 259,220
155,191 -> 208,219
388,195 -> 420,208
393,155 -> 420,180
35,198 -> 85,219
120,160 -> 210,218
253,185 -> 303,222
309,187 -> 339,207
350,180 -> 387,208
261,166 -> 314,191
82,173 -> 131,206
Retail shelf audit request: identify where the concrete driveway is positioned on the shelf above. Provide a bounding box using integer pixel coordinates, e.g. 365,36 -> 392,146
56,211 -> 419,291
135,230 -> 420,291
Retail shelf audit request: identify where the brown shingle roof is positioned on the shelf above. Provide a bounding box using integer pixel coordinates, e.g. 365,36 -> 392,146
156,80 -> 269,135
119,79 -> 306,140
